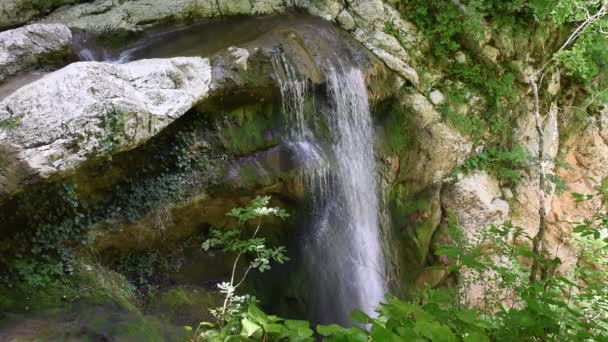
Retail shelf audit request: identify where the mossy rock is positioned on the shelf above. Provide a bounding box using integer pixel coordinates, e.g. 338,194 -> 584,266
0,304 -> 186,341
388,184 -> 442,286
146,285 -> 221,326
0,258 -> 137,315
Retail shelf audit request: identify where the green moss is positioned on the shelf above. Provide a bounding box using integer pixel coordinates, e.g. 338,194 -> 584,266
146,285 -> 221,325
218,102 -> 281,156
0,116 -> 22,130
0,258 -> 137,314
376,99 -> 416,155
100,110 -> 127,156
390,184 -> 440,263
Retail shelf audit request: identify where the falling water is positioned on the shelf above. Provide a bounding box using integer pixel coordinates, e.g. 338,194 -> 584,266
273,55 -> 385,325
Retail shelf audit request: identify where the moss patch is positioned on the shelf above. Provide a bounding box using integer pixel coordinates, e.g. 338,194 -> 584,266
146,285 -> 221,326
0,257 -> 137,315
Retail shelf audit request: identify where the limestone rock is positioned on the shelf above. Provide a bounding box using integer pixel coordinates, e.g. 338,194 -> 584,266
442,172 -> 509,236
37,0 -> 420,89
382,4 -> 417,49
303,0 -> 344,21
511,103 -> 559,241
0,24 -> 72,82
429,89 -> 445,105
481,45 -> 500,64
544,111 -> 608,270
337,9 -> 356,31
0,0 -> 86,29
401,93 -> 472,183
348,0 -> 385,31
0,57 -> 212,197
227,46 -> 250,71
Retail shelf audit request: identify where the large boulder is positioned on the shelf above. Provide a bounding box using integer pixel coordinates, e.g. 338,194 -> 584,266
0,57 -> 212,199
0,23 -> 72,82
441,171 -> 509,237
400,93 -> 472,184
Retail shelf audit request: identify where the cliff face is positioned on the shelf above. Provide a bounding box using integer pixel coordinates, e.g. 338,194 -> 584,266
0,0 -> 606,338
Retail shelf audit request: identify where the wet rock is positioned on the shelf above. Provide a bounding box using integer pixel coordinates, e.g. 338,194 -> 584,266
0,24 -> 72,82
227,46 -> 250,71
0,57 -> 212,198
37,0 -> 420,87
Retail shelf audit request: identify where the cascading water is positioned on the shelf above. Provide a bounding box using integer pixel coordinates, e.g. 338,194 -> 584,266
273,55 -> 386,325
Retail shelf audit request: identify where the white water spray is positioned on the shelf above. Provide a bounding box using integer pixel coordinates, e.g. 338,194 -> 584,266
273,55 -> 385,325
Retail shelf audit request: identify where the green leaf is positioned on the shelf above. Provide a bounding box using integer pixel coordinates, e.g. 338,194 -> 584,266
284,319 -> 313,337
370,324 -> 402,342
241,318 -> 261,337
316,324 -> 344,336
247,304 -> 268,324
351,309 -> 371,324
463,330 -> 490,342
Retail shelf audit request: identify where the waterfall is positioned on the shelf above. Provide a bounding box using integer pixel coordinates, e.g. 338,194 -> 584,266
273,55 -> 385,325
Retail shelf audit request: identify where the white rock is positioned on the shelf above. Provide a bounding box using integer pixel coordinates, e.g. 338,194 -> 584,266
0,24 -> 72,82
0,57 -> 212,195
429,89 -> 445,105
455,51 -> 467,64
547,70 -> 561,96
349,0 -> 385,31
442,172 -> 510,237
228,46 -> 250,71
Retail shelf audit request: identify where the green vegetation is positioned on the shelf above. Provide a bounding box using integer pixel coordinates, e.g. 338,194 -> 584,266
188,196 -> 292,340
185,190 -> 608,341
0,258 -> 136,314
0,116 -> 22,130
100,110 -> 127,156
116,251 -> 169,299
458,146 -> 530,185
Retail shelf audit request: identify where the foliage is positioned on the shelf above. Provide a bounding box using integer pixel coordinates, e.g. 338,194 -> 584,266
177,183 -> 608,342
115,251 -> 168,299
100,110 -> 127,156
188,196 -> 291,341
458,145 -> 530,185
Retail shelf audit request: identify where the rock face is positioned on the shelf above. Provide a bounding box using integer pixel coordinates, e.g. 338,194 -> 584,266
0,24 -> 72,82
38,0 -> 419,85
442,172 -> 509,237
0,0 -> 86,30
401,93 -> 472,184
0,57 -> 212,198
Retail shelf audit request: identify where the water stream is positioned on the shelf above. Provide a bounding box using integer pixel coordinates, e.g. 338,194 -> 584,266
274,55 -> 386,325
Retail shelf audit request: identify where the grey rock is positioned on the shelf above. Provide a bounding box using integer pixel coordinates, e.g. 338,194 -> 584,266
0,0 -> 85,30
0,57 -> 212,197
442,171 -> 510,236
337,9 -> 356,31
429,89 -> 445,105
0,24 -> 72,82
